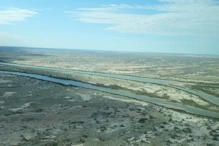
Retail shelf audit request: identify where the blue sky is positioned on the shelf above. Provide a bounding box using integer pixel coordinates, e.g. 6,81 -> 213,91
0,0 -> 219,54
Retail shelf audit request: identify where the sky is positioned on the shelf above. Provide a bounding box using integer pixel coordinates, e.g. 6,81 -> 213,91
0,0 -> 219,55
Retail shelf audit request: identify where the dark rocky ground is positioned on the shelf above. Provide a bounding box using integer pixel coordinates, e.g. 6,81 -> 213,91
0,73 -> 219,146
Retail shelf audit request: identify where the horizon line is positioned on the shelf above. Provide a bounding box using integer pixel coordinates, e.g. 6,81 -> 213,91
0,45 -> 218,57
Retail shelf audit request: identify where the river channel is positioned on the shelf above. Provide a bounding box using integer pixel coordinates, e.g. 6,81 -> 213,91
1,70 -> 219,119
1,62 -> 219,106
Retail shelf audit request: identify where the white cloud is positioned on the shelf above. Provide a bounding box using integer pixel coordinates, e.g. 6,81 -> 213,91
68,0 -> 219,36
0,8 -> 38,24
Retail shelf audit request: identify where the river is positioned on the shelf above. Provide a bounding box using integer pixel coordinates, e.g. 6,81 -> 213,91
1,62 -> 219,106
1,70 -> 219,119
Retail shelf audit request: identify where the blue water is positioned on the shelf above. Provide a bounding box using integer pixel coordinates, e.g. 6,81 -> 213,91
1,70 -> 219,119
1,62 -> 219,106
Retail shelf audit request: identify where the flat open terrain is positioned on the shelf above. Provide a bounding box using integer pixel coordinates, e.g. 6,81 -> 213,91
1,73 -> 219,146
1,47 -> 219,146
1,47 -> 219,83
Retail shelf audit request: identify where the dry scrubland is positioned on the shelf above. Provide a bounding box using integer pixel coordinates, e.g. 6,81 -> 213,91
1,47 -> 219,83
0,47 -> 219,146
0,74 -> 219,146
1,47 -> 219,105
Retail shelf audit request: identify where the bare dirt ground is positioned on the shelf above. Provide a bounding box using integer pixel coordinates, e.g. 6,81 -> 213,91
1,73 -> 219,146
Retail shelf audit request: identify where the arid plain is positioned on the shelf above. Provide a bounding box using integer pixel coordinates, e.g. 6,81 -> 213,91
0,47 -> 219,146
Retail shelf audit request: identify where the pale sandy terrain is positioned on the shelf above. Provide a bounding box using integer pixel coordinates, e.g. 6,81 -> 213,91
48,70 -> 211,108
1,47 -> 219,83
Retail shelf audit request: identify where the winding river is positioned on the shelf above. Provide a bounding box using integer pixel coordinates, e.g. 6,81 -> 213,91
1,62 -> 219,106
1,70 -> 219,119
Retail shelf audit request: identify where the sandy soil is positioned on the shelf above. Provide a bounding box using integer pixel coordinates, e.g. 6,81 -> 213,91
0,73 -> 219,146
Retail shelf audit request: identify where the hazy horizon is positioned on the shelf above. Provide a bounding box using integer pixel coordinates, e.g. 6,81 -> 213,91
0,0 -> 219,55
1,46 -> 219,57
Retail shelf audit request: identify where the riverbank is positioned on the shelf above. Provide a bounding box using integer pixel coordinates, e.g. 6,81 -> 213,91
1,63 -> 219,114
1,47 -> 219,83
1,73 -> 219,146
